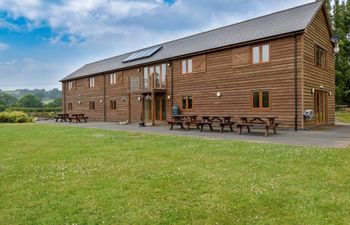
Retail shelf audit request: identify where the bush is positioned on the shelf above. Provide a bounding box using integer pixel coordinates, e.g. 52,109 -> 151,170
8,107 -> 62,113
0,111 -> 33,123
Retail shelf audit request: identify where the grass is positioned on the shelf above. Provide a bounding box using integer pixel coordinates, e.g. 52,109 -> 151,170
336,110 -> 350,123
0,124 -> 349,225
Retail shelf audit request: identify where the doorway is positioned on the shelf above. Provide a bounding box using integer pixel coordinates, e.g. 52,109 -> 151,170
314,90 -> 328,125
143,95 -> 166,122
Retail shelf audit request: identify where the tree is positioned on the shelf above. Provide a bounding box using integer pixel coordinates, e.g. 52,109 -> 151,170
0,93 -> 18,106
45,98 -> 62,108
16,95 -> 43,108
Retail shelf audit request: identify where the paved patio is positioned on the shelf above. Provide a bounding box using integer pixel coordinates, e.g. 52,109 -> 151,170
38,120 -> 350,148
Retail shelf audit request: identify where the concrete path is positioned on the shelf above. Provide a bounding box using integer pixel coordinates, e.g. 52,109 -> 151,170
38,120 -> 350,148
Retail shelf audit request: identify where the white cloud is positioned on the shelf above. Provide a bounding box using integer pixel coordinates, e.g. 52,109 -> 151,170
0,42 -> 9,50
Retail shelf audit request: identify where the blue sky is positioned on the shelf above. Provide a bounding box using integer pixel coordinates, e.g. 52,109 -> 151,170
0,0 -> 315,90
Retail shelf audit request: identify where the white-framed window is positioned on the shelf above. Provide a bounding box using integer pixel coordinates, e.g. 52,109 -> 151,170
181,59 -> 192,74
89,77 -> 95,88
110,73 -> 117,85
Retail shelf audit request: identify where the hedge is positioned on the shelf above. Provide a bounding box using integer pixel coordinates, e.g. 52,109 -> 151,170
0,111 -> 33,123
8,107 -> 63,113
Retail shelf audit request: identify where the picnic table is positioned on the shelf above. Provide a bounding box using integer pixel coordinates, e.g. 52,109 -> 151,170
55,113 -> 69,122
168,115 -> 198,130
69,114 -> 88,123
199,115 -> 235,133
237,116 -> 279,136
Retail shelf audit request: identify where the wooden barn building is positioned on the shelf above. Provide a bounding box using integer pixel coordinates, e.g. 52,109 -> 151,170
60,1 -> 335,130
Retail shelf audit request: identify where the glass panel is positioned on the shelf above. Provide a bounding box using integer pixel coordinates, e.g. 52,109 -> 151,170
144,99 -> 150,121
253,92 -> 260,108
262,44 -> 269,62
150,67 -> 154,88
188,59 -> 192,73
144,67 -> 149,89
162,96 -> 166,121
161,64 -> 166,88
182,96 -> 187,109
182,60 -> 187,74
253,46 -> 260,64
262,91 -> 269,108
188,96 -> 192,109
155,66 -> 160,88
156,97 -> 161,120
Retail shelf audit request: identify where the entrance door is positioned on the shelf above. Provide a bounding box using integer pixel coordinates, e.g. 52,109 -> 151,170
155,96 -> 166,121
314,90 -> 328,125
143,95 -> 166,122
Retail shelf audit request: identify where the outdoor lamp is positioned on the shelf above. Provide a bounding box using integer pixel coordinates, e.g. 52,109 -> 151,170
167,95 -> 171,100
333,43 -> 340,54
216,92 -> 222,97
137,97 -> 141,101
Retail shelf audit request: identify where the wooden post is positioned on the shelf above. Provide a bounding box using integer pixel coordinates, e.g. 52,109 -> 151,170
151,73 -> 155,126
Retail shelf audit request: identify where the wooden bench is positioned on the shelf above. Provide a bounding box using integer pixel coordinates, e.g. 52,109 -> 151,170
167,120 -> 185,130
237,123 -> 279,136
219,121 -> 235,133
196,121 -> 214,132
69,114 -> 89,123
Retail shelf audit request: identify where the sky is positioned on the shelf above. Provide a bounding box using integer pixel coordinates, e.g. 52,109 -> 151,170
0,0 -> 317,90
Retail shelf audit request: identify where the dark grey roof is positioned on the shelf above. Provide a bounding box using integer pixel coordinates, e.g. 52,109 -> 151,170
61,1 -> 323,81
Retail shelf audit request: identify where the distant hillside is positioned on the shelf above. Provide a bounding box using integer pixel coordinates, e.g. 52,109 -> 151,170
0,88 -> 62,100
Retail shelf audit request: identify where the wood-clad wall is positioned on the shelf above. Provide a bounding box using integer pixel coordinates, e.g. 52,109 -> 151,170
172,36 -> 303,128
303,5 -> 335,128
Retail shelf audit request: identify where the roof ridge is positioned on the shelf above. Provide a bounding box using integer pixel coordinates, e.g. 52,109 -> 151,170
83,1 -> 321,67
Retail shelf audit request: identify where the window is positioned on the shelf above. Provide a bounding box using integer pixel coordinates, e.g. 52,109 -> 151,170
68,81 -> 73,90
110,100 -> 117,110
89,101 -> 95,110
161,64 -> 166,88
143,64 -> 167,89
262,44 -> 270,63
110,73 -> 117,85
252,46 -> 260,64
251,90 -> 270,109
130,76 -> 140,92
155,66 -> 160,88
315,45 -> 326,68
181,96 -> 193,110
89,77 -> 95,88
181,59 -> 193,74
68,102 -> 73,110
144,67 -> 149,89
252,43 -> 270,64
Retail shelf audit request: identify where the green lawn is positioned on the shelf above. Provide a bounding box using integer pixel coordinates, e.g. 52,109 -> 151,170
336,111 -> 350,123
0,124 -> 349,225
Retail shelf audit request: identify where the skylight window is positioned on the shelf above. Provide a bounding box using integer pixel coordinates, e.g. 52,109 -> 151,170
122,46 -> 162,63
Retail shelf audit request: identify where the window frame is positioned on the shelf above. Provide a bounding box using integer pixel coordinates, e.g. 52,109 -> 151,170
251,43 -> 271,64
314,44 -> 326,69
67,102 -> 73,110
89,77 -> 95,88
251,90 -> 270,110
110,73 -> 117,85
181,59 -> 193,74
181,96 -> 193,111
129,76 -> 140,92
143,64 -> 167,89
89,101 -> 95,110
110,100 -> 117,110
